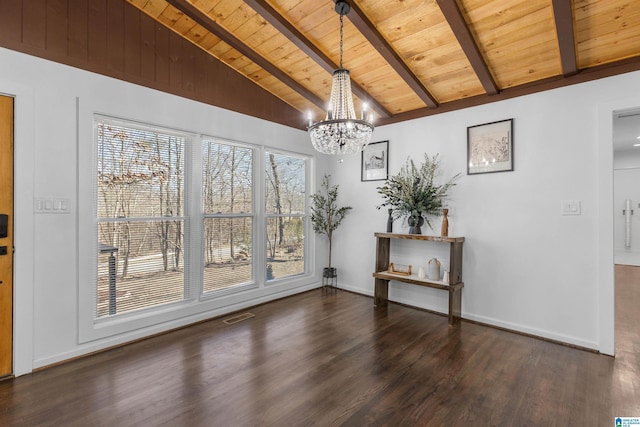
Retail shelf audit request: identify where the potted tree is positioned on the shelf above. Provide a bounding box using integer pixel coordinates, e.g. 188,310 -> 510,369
377,153 -> 459,234
310,174 -> 352,285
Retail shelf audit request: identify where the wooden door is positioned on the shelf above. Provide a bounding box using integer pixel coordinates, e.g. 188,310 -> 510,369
0,95 -> 14,377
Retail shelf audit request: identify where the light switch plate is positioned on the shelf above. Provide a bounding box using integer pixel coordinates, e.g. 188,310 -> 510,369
34,197 -> 71,214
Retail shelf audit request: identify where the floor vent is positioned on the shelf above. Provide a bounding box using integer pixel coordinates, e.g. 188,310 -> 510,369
222,312 -> 255,325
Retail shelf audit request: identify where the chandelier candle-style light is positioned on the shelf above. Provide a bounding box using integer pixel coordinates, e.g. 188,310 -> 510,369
308,0 -> 374,155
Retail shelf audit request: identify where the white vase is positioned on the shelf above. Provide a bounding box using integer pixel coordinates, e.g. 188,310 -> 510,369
428,258 -> 441,281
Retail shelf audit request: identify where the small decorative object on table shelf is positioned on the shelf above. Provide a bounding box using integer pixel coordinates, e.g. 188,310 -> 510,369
443,271 -> 450,284
441,208 -> 449,237
418,267 -> 426,279
376,153 -> 460,235
386,208 -> 393,232
388,263 -> 412,276
428,258 -> 441,281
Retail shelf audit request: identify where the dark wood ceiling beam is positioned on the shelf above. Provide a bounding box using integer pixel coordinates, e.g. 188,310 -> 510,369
343,0 -> 439,109
376,55 -> 640,126
552,0 -> 578,76
435,0 -> 498,95
165,0 -> 327,110
243,0 -> 390,118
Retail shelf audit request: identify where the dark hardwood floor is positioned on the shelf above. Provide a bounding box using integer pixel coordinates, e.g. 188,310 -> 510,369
1,270 -> 639,426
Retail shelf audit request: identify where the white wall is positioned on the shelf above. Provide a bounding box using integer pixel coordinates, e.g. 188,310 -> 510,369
0,47 -> 330,375
328,71 -> 640,353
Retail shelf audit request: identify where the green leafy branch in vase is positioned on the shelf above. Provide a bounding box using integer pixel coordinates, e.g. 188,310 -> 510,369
377,153 -> 460,231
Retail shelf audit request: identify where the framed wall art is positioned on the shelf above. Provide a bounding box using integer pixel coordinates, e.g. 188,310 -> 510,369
361,140 -> 389,182
467,119 -> 513,175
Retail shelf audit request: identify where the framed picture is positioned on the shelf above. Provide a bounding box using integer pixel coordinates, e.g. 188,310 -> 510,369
467,119 -> 513,175
361,140 -> 389,181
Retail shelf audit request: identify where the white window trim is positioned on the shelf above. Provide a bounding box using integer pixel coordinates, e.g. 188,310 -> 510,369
198,136 -> 258,298
78,116 -> 315,344
263,147 -> 311,286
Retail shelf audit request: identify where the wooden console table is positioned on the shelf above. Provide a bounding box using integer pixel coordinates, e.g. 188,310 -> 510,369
372,232 -> 464,326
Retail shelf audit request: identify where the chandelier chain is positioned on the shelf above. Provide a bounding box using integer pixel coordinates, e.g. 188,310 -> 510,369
339,14 -> 344,69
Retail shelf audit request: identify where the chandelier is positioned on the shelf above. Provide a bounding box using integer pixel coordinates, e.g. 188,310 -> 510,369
308,0 -> 374,155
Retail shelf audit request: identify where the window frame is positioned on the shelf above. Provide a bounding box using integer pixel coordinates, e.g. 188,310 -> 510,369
79,114 -> 315,344
200,136 -> 258,298
264,148 -> 309,283
94,116 -> 194,321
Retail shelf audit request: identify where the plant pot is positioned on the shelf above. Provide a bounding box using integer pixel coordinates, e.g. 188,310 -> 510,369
322,267 -> 337,288
323,267 -> 337,278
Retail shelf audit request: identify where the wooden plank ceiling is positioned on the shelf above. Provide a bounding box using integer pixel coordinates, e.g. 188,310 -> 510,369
126,0 -> 640,127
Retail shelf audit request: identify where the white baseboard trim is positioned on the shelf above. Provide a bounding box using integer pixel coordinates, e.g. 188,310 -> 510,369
40,282 -> 596,369
32,283 -> 320,370
462,312 -> 599,351
615,249 -> 640,266
337,283 -> 599,351
337,283 -> 374,296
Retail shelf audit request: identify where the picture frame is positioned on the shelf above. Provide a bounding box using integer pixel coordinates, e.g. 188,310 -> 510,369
361,140 -> 389,181
467,119 -> 513,175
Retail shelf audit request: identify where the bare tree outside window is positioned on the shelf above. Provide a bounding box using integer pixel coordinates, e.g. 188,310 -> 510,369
265,151 -> 307,280
202,140 -> 253,293
96,120 -> 186,318
95,118 -> 310,318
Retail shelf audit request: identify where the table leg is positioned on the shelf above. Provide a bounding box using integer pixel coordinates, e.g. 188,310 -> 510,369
374,278 -> 389,307
448,286 -> 462,326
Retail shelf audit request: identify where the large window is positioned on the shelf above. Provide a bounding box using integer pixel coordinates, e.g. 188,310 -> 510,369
265,151 -> 307,281
202,139 -> 254,293
96,118 -> 187,318
94,116 -> 310,323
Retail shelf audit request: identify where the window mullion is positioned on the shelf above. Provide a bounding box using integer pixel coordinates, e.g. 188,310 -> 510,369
186,134 -> 201,301
255,146 -> 266,285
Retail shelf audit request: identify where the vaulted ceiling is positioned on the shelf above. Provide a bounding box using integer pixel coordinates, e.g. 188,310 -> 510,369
127,0 -> 640,127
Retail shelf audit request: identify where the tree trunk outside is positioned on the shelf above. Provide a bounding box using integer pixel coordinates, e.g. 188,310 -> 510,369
268,153 -> 284,245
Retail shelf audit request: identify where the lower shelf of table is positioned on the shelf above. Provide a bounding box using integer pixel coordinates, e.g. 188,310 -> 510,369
372,271 -> 463,326
372,272 -> 463,291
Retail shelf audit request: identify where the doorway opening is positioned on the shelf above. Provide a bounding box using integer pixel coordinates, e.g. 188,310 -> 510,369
612,107 -> 640,356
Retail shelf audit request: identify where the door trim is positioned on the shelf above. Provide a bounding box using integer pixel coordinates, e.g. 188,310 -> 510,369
0,95 -> 13,377
597,96 -> 640,356
1,80 -> 36,377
